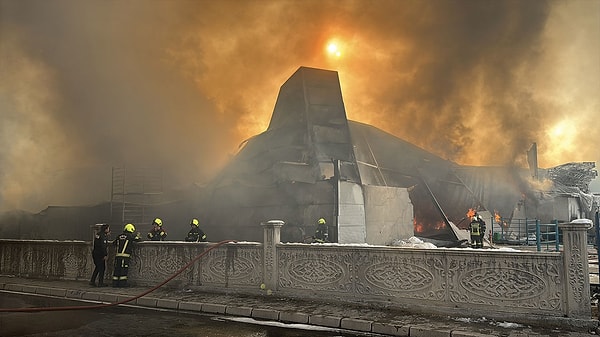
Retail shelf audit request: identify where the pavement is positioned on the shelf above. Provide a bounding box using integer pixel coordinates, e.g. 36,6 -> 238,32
1,276 -> 599,337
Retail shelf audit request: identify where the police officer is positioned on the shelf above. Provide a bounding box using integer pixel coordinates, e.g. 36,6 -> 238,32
89,224 -> 110,287
112,223 -> 140,287
147,217 -> 167,241
313,218 -> 329,243
185,218 -> 207,242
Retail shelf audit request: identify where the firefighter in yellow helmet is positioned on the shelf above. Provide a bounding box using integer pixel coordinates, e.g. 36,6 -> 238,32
112,223 -> 140,287
147,217 -> 167,241
313,218 -> 329,243
185,218 -> 207,242
469,214 -> 486,248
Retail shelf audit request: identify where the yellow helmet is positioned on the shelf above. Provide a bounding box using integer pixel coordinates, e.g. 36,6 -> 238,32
191,218 -> 199,227
154,218 -> 162,226
124,223 -> 135,233
318,218 -> 326,225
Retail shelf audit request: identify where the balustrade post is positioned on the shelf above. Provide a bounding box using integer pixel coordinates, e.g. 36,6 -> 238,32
559,222 -> 591,318
261,220 -> 284,291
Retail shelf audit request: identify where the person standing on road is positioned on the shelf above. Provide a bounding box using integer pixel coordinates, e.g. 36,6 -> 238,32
147,217 -> 167,241
185,218 -> 207,242
89,224 -> 110,287
112,223 -> 140,287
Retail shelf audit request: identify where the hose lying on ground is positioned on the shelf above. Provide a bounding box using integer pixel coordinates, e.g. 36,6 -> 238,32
0,239 -> 237,313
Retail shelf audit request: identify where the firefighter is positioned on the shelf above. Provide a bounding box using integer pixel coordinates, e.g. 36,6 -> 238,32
112,223 -> 140,287
469,214 -> 485,248
185,218 -> 207,242
147,217 -> 167,241
313,218 -> 329,243
89,224 -> 110,287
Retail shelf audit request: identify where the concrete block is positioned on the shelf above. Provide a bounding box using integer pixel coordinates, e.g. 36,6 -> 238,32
225,306 -> 253,317
179,301 -> 202,312
81,292 -> 101,301
21,285 -> 37,294
116,295 -> 136,305
280,311 -> 309,324
5,284 -> 23,292
156,299 -> 179,309
136,297 -> 157,307
66,289 -> 85,299
309,315 -> 341,328
202,303 -> 227,314
36,286 -> 65,297
409,325 -> 451,337
451,331 -> 496,337
340,318 -> 372,332
372,322 -> 409,336
98,293 -> 119,303
252,308 -> 280,321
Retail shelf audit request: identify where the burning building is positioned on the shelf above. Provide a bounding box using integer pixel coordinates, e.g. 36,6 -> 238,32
194,66 -> 598,245
1,66 -> 596,244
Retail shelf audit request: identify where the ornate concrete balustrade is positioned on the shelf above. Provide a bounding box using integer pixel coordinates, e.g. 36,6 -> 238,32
0,221 -> 591,325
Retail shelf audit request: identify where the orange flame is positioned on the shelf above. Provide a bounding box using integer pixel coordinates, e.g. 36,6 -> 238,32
466,208 -> 476,218
494,210 -> 501,223
413,219 -> 424,233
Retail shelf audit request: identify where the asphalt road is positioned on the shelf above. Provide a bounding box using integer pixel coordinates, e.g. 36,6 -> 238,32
0,292 -> 378,337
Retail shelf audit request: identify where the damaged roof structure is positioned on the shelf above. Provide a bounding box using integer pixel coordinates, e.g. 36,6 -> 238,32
197,66 -> 598,245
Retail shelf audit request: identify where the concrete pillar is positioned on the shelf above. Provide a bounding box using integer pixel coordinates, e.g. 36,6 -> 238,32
261,220 -> 284,291
560,222 -> 591,318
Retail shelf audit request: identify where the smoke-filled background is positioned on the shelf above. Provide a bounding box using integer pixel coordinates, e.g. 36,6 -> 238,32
1,0 -> 598,213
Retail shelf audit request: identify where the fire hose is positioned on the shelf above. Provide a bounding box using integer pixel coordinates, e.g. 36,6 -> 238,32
0,239 -> 237,313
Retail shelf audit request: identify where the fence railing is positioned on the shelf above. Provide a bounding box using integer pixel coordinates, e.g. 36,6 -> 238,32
491,218 -> 561,251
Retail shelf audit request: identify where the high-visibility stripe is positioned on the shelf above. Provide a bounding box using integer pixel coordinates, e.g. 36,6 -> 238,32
120,240 -> 129,255
116,253 -> 130,257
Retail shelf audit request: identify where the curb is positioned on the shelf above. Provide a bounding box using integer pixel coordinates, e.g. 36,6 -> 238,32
0,281 -> 502,337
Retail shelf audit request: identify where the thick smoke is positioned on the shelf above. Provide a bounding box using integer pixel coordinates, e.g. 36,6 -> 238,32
0,0 -> 598,212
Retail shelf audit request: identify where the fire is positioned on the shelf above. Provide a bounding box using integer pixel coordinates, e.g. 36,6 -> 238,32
466,208 -> 476,218
413,219 -> 445,233
494,210 -> 509,228
433,221 -> 445,230
414,219 -> 424,233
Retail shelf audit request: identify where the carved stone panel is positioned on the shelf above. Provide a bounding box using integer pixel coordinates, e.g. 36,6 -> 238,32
201,245 -> 262,287
447,252 -> 562,312
358,251 -> 445,300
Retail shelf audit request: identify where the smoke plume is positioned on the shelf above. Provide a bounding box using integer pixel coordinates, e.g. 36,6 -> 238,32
0,0 -> 598,212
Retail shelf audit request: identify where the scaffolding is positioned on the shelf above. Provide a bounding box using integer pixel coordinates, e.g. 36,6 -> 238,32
110,167 -> 163,226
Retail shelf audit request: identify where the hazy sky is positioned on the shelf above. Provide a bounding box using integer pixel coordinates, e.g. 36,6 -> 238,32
1,0 -> 598,212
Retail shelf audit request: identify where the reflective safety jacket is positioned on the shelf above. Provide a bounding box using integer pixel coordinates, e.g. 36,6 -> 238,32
114,231 -> 140,258
469,221 -> 481,236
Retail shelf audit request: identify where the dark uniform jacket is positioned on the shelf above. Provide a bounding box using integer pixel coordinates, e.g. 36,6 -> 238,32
314,224 -> 329,243
92,232 -> 109,259
185,227 -> 207,242
147,228 -> 167,241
